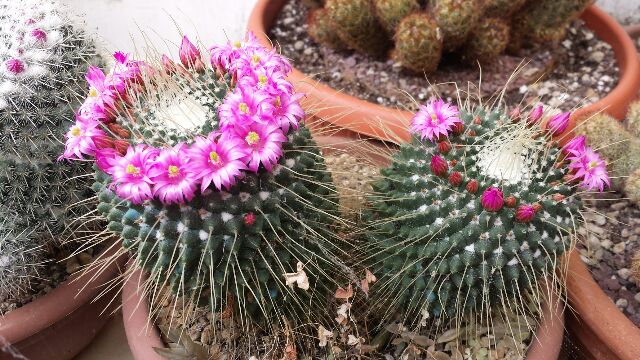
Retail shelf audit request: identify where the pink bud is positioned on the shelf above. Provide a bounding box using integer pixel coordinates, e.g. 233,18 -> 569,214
563,135 -> 586,157
509,107 -> 521,121
244,212 -> 256,226
161,54 -> 177,74
448,171 -> 462,186
179,36 -> 202,69
546,112 -> 571,135
430,155 -> 448,177
4,58 -> 25,74
481,186 -> 504,212
528,105 -> 543,124
30,28 -> 47,42
515,204 -> 536,223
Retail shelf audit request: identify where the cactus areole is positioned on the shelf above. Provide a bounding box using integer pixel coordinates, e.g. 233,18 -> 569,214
365,100 -> 609,324
62,33 -> 346,326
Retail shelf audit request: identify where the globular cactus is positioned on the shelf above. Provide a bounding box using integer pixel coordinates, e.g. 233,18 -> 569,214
0,0 -> 98,295
626,100 -> 640,138
625,169 -> 640,205
62,34 -> 350,329
306,0 -> 592,73
432,0 -> 481,52
460,17 -> 510,64
363,100 -> 608,325
325,0 -> 391,57
373,0 -> 420,34
307,8 -> 347,50
392,13 -> 443,74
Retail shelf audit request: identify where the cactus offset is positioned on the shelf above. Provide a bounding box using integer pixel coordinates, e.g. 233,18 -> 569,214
325,0 -> 391,57
461,17 -> 510,63
432,0 -> 482,52
393,13 -> 443,74
0,0 -> 99,296
482,0 -> 527,18
626,100 -> 640,138
307,8 -> 347,50
363,100 -> 607,325
373,0 -> 420,34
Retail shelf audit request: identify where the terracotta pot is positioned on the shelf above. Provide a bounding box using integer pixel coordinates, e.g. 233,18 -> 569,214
0,244 -> 126,360
566,249 -> 640,359
247,1 -> 640,145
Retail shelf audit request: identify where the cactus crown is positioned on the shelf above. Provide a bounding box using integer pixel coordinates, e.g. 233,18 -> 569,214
0,0 -> 99,298
307,0 -> 593,74
62,33 -> 350,332
363,99 -> 608,327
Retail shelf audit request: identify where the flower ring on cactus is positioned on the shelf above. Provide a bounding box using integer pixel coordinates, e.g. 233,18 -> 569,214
364,99 -> 609,326
61,32 -> 348,330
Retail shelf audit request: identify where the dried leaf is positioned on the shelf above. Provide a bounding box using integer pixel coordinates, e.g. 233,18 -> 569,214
153,347 -> 192,360
429,350 -> 451,360
284,261 -> 309,290
401,332 -> 434,348
385,323 -> 405,335
318,325 -> 334,347
334,284 -> 353,299
436,329 -> 459,343
347,334 -> 362,346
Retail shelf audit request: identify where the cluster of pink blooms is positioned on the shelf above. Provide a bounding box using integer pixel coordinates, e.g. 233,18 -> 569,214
61,33 -> 305,205
410,99 -> 610,193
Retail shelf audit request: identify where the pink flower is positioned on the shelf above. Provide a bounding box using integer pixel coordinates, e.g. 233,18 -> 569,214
179,36 -> 203,71
238,67 -> 292,96
232,47 -> 291,77
210,32 -> 262,71
231,122 -> 287,172
61,118 -> 109,159
410,99 -> 461,142
218,86 -> 272,128
110,52 -> 143,90
109,145 -> 157,204
148,145 -> 198,204
4,58 -> 25,74
85,66 -> 117,110
563,135 -> 586,158
30,28 -> 47,43
569,147 -> 610,192
272,92 -> 304,133
528,105 -> 543,124
515,204 -> 536,223
161,54 -> 177,74
430,155 -> 448,177
186,132 -> 248,191
95,148 -> 119,173
546,112 -> 571,135
481,187 -> 504,212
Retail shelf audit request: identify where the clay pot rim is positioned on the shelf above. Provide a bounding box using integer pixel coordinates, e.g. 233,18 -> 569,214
0,241 -> 125,344
247,1 -> 640,145
566,249 -> 640,359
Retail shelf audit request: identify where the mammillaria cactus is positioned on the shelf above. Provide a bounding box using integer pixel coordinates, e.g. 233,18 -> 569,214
0,0 -> 99,298
363,99 -> 609,325
626,100 -> 640,138
305,0 -> 592,73
62,33 -> 350,329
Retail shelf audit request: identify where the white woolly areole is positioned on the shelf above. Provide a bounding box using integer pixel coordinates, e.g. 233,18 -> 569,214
221,212 -> 233,222
155,94 -> 209,131
464,243 -> 475,252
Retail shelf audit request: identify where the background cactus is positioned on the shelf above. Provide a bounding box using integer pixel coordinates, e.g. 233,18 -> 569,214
305,0 -> 592,73
307,8 -> 347,50
362,103 -> 597,326
626,100 -> 640,138
0,0 -> 98,298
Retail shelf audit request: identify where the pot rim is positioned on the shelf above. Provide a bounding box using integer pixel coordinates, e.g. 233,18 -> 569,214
247,1 -> 640,145
0,241 -> 125,344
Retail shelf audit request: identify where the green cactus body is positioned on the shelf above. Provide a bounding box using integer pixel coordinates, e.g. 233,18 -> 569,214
393,13 -> 443,74
576,114 -> 640,190
625,169 -> 640,205
326,0 -> 391,57
307,8 -> 347,50
373,0 -> 420,34
482,0 -> 526,18
512,0 -> 592,45
0,0 -> 98,296
432,0 -> 481,52
365,107 -> 578,324
626,100 -> 640,139
461,17 -> 510,63
92,62 -> 344,326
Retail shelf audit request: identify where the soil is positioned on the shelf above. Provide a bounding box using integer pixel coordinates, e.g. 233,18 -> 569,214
269,1 -> 619,113
577,193 -> 640,327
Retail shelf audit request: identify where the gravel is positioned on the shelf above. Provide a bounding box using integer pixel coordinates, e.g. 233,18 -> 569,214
577,193 -> 640,327
270,1 -> 618,112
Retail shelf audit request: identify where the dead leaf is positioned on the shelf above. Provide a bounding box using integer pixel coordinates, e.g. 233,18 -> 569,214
334,284 -> 353,299
401,332 -> 435,348
347,334 -> 362,346
436,329 -> 459,344
318,325 -> 334,347
284,261 -> 309,290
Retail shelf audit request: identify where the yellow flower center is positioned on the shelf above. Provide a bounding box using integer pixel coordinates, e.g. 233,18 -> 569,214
258,74 -> 268,85
88,87 -> 98,97
209,151 -> 220,163
251,55 -> 260,65
70,126 -> 82,137
238,102 -> 249,114
167,165 -> 180,177
245,131 -> 260,145
430,113 -> 438,125
233,41 -> 242,48
588,160 -> 598,169
274,95 -> 281,108
125,164 -> 141,176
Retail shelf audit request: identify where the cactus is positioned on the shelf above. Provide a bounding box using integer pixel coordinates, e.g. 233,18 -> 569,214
625,169 -> 640,205
306,0 -> 591,73
0,0 -> 99,295
373,0 -> 420,34
432,0 -> 481,52
626,100 -> 640,138
392,13 -> 443,74
307,8 -> 347,50
363,100 -> 608,325
63,34 -> 350,329
325,0 -> 391,57
460,17 -> 510,63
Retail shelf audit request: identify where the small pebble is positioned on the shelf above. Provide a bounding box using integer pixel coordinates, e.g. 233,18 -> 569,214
616,298 -> 629,308
613,242 -> 626,254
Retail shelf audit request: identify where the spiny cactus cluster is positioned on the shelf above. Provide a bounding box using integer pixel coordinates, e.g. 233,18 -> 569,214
576,104 -> 640,205
306,0 -> 593,73
62,34 -> 349,328
0,0 -> 98,298
363,100 -> 608,325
